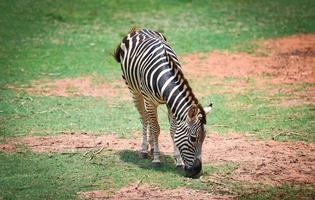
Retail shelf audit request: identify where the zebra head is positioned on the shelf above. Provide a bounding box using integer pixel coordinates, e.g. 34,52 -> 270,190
175,103 -> 212,178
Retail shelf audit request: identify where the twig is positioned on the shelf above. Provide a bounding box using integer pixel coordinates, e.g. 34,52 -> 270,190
83,149 -> 94,156
89,147 -> 104,160
272,131 -> 301,140
135,179 -> 142,189
60,109 -> 70,116
36,108 -> 59,114
94,147 -> 105,155
27,96 -> 33,101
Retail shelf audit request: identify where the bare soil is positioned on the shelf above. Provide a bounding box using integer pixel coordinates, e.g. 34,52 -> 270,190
2,132 -> 314,186
181,34 -> 315,106
204,133 -> 315,185
5,132 -> 139,153
0,143 -> 16,152
181,34 -> 315,84
79,183 -> 233,200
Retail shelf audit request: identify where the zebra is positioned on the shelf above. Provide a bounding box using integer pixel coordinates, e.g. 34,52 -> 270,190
113,28 -> 212,177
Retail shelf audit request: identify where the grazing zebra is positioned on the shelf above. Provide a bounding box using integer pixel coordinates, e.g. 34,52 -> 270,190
114,28 -> 212,177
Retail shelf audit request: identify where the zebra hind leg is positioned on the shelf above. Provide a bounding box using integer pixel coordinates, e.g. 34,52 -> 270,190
145,101 -> 161,167
132,93 -> 149,159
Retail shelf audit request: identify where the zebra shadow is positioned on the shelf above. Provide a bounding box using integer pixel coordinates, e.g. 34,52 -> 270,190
118,150 -> 184,175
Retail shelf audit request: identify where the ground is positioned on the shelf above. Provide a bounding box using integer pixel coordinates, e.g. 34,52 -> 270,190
1,34 -> 315,199
2,1 -> 315,199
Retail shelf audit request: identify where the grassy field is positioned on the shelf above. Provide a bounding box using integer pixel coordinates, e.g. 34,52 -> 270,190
1,0 -> 315,199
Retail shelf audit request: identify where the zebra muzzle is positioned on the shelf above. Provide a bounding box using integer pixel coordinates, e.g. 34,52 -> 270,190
185,158 -> 202,178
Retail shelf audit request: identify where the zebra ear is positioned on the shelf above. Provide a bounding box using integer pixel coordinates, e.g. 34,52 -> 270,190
188,104 -> 198,120
204,103 -> 213,115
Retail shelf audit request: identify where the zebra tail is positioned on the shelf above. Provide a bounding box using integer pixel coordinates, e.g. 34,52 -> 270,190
113,27 -> 139,63
113,44 -> 122,63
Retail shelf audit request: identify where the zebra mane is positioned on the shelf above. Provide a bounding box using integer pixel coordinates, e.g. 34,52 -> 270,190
153,30 -> 167,42
166,53 -> 207,124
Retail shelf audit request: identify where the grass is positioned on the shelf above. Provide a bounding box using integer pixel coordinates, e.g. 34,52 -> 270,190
0,89 -> 170,137
1,87 -> 314,142
0,152 -> 105,200
1,0 -> 315,84
0,151 -> 233,200
208,93 -> 315,142
1,0 -> 315,199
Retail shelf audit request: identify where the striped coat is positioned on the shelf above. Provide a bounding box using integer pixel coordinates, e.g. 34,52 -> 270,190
114,28 -> 212,177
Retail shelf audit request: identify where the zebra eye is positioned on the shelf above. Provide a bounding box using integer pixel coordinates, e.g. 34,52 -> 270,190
190,135 -> 197,143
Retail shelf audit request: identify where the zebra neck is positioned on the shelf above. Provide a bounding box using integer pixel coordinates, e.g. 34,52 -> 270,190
164,80 -> 198,122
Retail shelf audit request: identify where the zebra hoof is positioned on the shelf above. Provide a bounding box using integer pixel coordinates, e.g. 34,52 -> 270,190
139,152 -> 149,159
152,161 -> 161,168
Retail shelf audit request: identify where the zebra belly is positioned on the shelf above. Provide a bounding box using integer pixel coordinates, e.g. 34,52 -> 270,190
122,67 -> 165,105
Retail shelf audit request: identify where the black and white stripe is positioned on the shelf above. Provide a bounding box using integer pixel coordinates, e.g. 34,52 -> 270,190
114,28 -> 209,170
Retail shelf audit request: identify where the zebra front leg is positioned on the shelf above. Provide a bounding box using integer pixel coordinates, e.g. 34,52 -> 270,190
145,102 -> 161,167
132,93 -> 149,159
173,145 -> 184,169
168,109 -> 184,168
140,123 -> 149,159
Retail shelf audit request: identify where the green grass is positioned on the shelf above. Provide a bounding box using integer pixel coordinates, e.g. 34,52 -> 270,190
0,151 -> 232,200
191,78 -> 315,142
1,0 -> 315,84
0,89 -> 170,137
2,88 -> 314,142
1,0 -> 315,199
205,92 -> 315,142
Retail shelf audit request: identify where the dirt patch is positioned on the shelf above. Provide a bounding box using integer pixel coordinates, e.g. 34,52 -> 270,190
79,183 -> 233,200
2,132 -> 314,185
182,34 -> 315,106
0,143 -> 17,152
0,132 -> 174,154
10,76 -> 131,99
182,51 -> 271,79
204,134 -> 315,185
263,34 -> 315,56
181,34 -> 315,84
15,132 -> 139,153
